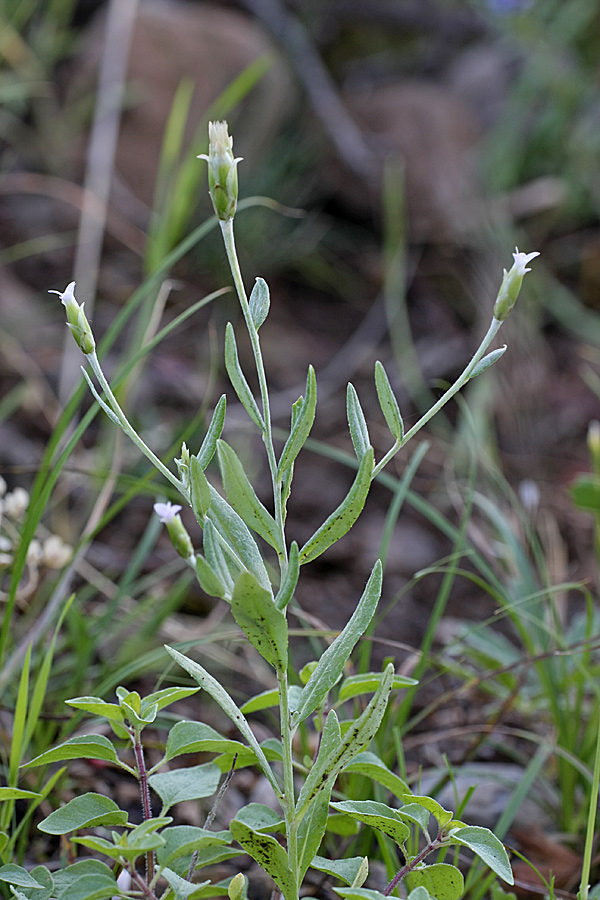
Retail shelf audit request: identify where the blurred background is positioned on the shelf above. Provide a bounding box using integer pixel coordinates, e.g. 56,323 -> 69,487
2,0 -> 600,886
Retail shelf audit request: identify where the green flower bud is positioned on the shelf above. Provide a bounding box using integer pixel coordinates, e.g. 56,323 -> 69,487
228,873 -> 246,900
154,501 -> 194,559
198,121 -> 242,221
49,282 -> 96,354
493,248 -> 539,322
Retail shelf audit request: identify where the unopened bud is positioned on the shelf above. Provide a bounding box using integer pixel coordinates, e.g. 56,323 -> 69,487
49,282 -> 95,355
154,501 -> 194,559
228,873 -> 246,900
198,121 -> 242,221
493,248 -> 539,322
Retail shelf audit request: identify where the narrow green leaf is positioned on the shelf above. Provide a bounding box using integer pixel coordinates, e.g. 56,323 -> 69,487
162,867 -> 211,899
240,687 -> 279,714
38,793 -> 128,834
401,794 -> 453,827
165,720 -> 247,761
0,787 -> 40,801
407,864 -> 464,900
9,644 -> 30,786
571,474 -> 600,512
195,553 -> 227,598
295,665 -> 394,819
298,786 -> 332,880
224,323 -> 264,431
299,448 -> 374,565
346,383 -> 370,460
374,361 -> 403,441
311,856 -> 367,886
233,803 -> 285,833
229,820 -> 295,900
165,646 -> 282,797
203,518 -> 235,598
217,440 -> 281,551
231,572 -> 288,669
277,366 -> 317,479
249,277 -> 270,330
190,455 -> 212,521
338,672 -> 417,703
207,487 -> 272,594
64,696 -> 124,724
450,825 -> 514,884
469,345 -> 507,379
81,369 -> 120,426
275,541 -> 299,609
156,825 -> 231,868
333,888 -> 387,900
197,394 -> 227,469
149,763 -> 221,813
51,859 -> 119,900
25,735 -> 126,770
291,560 -> 382,728
342,752 -> 409,799
142,686 -> 199,715
396,802 -> 430,833
330,800 -> 409,845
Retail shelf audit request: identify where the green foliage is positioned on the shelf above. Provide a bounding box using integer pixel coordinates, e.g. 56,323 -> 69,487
0,119 -> 533,900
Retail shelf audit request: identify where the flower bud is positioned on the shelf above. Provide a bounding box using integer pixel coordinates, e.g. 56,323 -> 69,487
49,282 -> 95,355
228,873 -> 246,900
493,248 -> 539,322
198,121 -> 242,221
153,501 -> 194,559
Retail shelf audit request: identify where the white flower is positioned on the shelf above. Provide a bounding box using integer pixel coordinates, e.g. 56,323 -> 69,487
3,487 -> 29,519
43,535 -> 72,568
153,501 -> 182,523
49,281 -> 78,308
49,281 -> 95,354
511,248 -> 540,277
27,539 -> 43,564
0,476 -> 6,498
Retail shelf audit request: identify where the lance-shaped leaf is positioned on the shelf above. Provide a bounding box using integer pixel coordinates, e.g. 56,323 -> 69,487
291,561 -> 382,728
311,856 -> 367,887
469,346 -> 507,379
401,794 -> 453,827
449,825 -> 514,884
217,440 -> 281,551
338,672 -> 417,703
407,864 -> 464,900
229,820 -> 295,900
25,735 -> 128,771
165,720 -> 247,761
196,553 -> 227,599
233,803 -> 285,834
342,752 -> 409,799
156,825 -> 232,868
203,518 -> 235,597
275,541 -> 299,609
299,448 -> 374,565
330,801 -> 409,846
231,572 -> 288,669
374,361 -> 403,442
0,865 -> 44,889
197,394 -> 227,470
277,366 -> 317,479
38,793 -> 128,834
165,646 -> 282,798
297,784 -> 333,880
295,665 -> 395,820
346,383 -> 370,460
333,888 -> 387,900
190,455 -> 211,521
225,323 -> 264,431
249,277 -> 270,330
52,859 -> 119,900
64,696 -> 123,723
207,487 -> 272,594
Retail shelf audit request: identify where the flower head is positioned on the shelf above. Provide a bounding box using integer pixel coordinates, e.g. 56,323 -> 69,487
198,121 -> 243,221
49,281 -> 95,354
493,247 -> 539,321
153,501 -> 182,523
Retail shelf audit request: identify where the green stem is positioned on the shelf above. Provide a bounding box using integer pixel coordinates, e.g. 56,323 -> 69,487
578,714 -> 600,900
220,219 -> 287,567
278,666 -> 300,896
87,352 -> 185,496
373,317 -> 503,478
